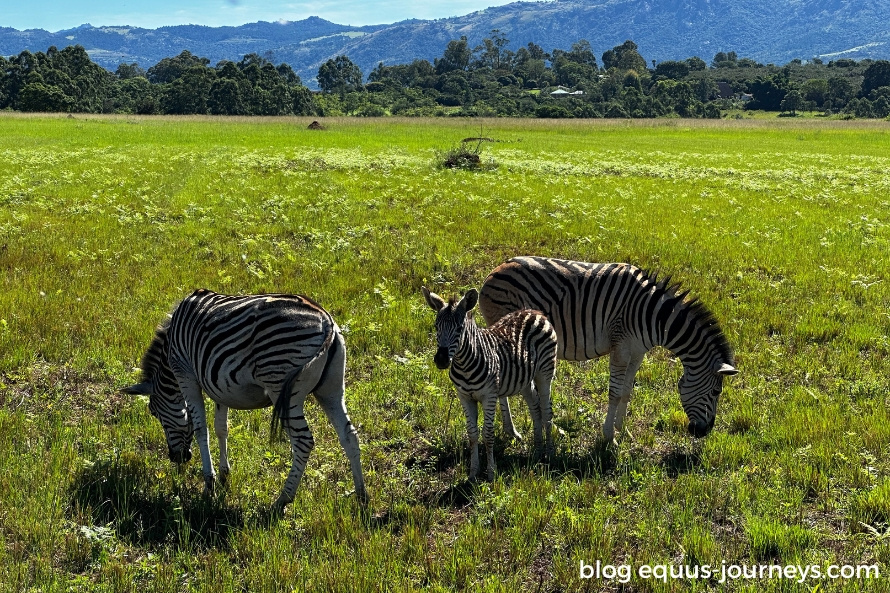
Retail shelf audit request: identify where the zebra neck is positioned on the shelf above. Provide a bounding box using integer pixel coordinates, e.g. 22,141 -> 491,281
454,316 -> 487,364
654,303 -> 725,374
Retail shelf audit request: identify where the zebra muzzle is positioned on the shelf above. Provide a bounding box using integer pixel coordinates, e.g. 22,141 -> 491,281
169,448 -> 192,464
433,348 -> 451,370
687,419 -> 714,439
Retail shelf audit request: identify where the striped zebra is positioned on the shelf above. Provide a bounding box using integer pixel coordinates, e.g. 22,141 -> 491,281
124,289 -> 368,511
422,287 -> 557,481
478,256 -> 738,441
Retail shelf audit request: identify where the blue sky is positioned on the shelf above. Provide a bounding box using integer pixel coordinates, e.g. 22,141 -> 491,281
3,0 -> 520,31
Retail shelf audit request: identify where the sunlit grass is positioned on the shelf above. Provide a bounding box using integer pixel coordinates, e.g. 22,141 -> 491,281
1,114 -> 889,591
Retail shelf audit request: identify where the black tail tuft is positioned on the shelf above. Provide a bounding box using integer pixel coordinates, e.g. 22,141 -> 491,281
269,328 -> 339,442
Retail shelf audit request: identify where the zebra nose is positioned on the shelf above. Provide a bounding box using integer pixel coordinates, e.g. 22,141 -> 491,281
688,419 -> 714,438
169,448 -> 192,464
433,348 -> 451,369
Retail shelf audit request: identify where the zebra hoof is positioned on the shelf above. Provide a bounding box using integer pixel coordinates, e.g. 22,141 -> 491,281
271,496 -> 292,515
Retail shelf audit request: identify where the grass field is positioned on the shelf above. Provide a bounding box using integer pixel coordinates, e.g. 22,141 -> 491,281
1,114 -> 890,592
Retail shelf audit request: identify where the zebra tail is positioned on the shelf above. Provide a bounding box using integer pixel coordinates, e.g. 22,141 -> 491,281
269,322 -> 338,441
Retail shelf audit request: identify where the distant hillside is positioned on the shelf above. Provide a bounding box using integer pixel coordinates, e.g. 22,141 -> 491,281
2,0 -> 889,86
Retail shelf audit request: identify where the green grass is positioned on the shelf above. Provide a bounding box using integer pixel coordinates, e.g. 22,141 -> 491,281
2,114 -> 890,591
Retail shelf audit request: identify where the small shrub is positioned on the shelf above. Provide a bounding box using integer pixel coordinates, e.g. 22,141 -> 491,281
437,138 -> 496,170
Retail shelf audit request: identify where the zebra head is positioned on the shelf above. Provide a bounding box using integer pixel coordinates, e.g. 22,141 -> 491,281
123,323 -> 194,464
422,287 -> 478,369
678,359 -> 738,438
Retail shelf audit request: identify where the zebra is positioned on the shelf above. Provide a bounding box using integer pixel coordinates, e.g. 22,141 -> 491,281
422,286 -> 558,481
124,289 -> 368,512
478,256 -> 738,442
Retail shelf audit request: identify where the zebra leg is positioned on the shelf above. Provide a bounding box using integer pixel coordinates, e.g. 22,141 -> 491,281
519,383 -> 544,456
313,341 -> 368,505
175,374 -> 216,493
499,396 -> 523,441
457,391 -> 481,481
214,403 -> 230,486
603,351 -> 645,442
482,394 -> 498,481
274,389 -> 315,513
535,370 -> 556,458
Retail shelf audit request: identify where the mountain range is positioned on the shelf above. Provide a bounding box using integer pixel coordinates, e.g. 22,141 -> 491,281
2,0 -> 889,87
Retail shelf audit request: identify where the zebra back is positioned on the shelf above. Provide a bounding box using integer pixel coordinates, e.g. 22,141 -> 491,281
478,309 -> 557,399
137,290 -> 338,433
478,256 -> 734,368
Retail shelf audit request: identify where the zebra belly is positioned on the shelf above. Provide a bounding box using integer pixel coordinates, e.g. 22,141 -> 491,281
202,381 -> 271,410
560,337 -> 611,362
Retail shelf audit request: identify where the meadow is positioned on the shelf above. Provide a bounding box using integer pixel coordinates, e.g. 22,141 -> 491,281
1,114 -> 889,592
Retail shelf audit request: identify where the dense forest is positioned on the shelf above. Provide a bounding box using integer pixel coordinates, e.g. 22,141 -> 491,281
2,35 -> 890,118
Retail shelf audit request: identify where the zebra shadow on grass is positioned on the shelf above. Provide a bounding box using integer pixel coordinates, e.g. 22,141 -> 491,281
69,453 -> 245,550
408,433 -> 622,509
659,446 -> 703,478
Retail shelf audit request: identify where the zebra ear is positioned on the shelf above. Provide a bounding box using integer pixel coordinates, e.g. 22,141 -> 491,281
122,381 -> 153,395
421,286 -> 445,311
714,362 -> 738,376
459,289 -> 478,312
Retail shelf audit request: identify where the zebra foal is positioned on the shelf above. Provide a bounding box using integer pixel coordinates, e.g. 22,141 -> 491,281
479,257 -> 738,442
124,289 -> 368,511
422,287 -> 557,481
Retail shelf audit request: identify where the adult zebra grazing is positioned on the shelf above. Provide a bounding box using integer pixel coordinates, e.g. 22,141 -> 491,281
478,257 -> 738,441
124,289 -> 368,511
422,287 -> 557,481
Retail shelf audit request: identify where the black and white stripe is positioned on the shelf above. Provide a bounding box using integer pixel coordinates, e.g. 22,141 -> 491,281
423,287 -> 558,480
124,289 -> 367,511
478,256 -> 738,440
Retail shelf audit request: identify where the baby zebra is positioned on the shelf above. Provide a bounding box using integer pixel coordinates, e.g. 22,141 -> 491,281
422,287 -> 558,481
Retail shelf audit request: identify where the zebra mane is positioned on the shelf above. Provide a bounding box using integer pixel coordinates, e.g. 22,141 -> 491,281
139,316 -> 172,383
641,269 -> 735,364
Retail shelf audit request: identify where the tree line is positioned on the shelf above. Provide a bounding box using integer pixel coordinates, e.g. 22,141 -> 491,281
2,36 -> 890,118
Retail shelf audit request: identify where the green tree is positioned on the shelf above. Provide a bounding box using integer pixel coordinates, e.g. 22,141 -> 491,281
115,63 -> 146,79
712,51 -> 738,68
162,65 -> 214,114
474,29 -> 512,71
147,50 -> 210,84
209,77 -> 247,115
685,56 -> 707,71
317,56 -> 363,94
654,60 -> 689,80
292,85 -> 316,115
827,77 -> 854,109
566,40 -> 598,68
860,60 -> 890,98
435,37 -> 472,74
748,73 -> 791,111
800,79 -> 829,108
602,41 -> 647,73
17,82 -> 73,112
780,89 -> 803,115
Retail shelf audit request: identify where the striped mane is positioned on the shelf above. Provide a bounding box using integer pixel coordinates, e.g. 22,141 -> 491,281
641,270 -> 735,364
139,316 -> 172,383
